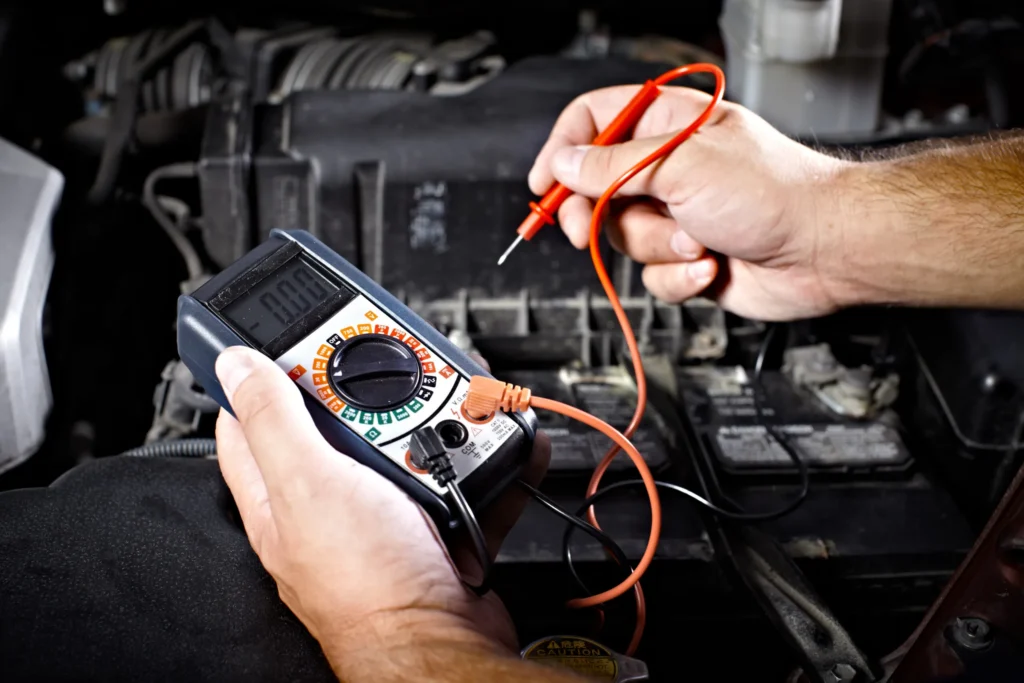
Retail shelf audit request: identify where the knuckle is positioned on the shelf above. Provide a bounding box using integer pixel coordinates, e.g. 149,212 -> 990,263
662,163 -> 701,208
720,103 -> 751,131
570,90 -> 592,112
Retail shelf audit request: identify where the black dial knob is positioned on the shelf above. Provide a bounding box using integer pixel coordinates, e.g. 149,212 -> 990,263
327,334 -> 423,412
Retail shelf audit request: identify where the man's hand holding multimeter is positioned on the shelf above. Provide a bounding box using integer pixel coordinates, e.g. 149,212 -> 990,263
212,345 -> 551,680
177,229 -> 555,675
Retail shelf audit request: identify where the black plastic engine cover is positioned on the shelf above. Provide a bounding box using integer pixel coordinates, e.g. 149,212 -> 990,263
198,56 -> 676,301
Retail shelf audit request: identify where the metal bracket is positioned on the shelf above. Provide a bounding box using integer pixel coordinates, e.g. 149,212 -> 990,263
887,461 -> 1024,681
719,524 -> 881,683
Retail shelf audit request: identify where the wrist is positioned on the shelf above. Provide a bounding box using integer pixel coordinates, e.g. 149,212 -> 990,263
809,158 -> 906,310
317,607 -> 506,681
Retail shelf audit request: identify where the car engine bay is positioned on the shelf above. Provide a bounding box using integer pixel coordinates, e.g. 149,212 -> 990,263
2,1 -> 1024,680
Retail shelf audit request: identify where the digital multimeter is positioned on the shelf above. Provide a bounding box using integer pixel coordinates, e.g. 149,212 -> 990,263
177,229 -> 537,529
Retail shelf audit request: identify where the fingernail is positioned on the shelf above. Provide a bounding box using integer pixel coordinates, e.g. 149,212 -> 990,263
669,231 -> 699,260
216,347 -> 258,400
551,145 -> 590,183
687,259 -> 715,286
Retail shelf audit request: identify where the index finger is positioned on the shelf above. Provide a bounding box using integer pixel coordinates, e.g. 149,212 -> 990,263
527,85 -> 726,195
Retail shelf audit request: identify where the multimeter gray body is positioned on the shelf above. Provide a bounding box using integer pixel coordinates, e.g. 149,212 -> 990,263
177,229 -> 537,529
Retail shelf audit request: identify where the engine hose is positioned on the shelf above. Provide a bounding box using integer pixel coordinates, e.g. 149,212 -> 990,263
121,439 -> 217,458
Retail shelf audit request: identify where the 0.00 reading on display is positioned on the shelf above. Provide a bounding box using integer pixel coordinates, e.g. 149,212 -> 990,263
221,258 -> 341,347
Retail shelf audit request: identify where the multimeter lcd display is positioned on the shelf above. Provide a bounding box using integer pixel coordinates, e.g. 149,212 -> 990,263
220,258 -> 347,347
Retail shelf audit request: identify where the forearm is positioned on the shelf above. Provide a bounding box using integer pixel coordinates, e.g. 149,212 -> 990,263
828,133 -> 1024,310
318,610 -> 584,683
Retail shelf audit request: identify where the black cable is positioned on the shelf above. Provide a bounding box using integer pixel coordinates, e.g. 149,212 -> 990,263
410,427 -> 491,595
519,480 -> 638,654
584,479 -> 803,529
445,482 -> 492,596
559,476 -> 814,588
660,324 -> 810,519
517,480 -> 632,595
648,325 -> 810,522
745,324 -> 811,519
120,438 -> 217,458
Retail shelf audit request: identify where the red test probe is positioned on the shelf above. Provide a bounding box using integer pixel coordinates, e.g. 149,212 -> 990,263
481,64 -> 726,655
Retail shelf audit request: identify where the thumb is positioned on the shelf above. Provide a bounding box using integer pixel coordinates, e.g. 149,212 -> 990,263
216,346 -> 340,497
549,133 -> 680,200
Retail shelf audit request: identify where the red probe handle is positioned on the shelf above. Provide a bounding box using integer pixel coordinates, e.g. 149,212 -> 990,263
517,80 -> 663,241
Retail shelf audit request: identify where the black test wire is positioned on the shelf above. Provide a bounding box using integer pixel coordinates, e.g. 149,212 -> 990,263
410,426 -> 494,596
445,480 -> 493,596
517,480 -> 633,594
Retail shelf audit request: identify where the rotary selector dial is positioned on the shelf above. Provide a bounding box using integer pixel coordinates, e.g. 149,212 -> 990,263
327,334 -> 423,411
276,293 -> 520,492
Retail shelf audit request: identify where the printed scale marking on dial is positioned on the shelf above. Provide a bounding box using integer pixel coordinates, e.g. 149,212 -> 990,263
275,294 -> 518,492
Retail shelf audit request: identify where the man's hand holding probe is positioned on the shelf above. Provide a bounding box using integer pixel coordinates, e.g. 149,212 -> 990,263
531,84 -> 1024,318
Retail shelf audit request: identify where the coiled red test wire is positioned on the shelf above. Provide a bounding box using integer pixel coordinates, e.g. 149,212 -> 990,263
532,64 -> 725,655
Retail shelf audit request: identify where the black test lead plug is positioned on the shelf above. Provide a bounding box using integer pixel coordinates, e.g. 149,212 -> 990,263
409,427 -> 492,595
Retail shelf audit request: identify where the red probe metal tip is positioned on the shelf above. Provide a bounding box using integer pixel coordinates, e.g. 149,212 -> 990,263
497,234 -> 523,265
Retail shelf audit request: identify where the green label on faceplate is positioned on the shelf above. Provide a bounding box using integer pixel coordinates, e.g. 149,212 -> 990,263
359,412 -> 375,425
365,428 -> 381,442
407,399 -> 424,413
342,406 -> 359,421
394,407 -> 410,421
377,412 -> 393,425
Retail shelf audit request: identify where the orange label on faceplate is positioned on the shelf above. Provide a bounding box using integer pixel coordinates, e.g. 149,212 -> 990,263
312,372 -> 328,386
312,358 -> 328,371
317,386 -> 335,401
341,326 -> 357,339
316,344 -> 333,358
365,311 -> 378,321
327,398 -> 345,413
422,361 -> 436,374
374,324 -> 390,335
439,366 -> 455,379
357,324 -> 372,335
287,365 -> 307,380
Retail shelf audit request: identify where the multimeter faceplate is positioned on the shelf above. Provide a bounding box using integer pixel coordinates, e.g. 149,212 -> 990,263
177,230 -> 536,528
